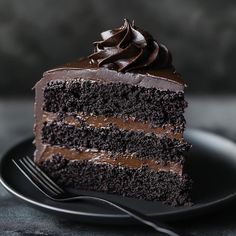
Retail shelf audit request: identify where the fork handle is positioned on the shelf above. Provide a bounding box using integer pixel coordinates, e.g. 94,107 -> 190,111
60,195 -> 187,236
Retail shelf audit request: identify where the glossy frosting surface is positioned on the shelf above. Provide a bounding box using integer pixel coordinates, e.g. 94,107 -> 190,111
43,19 -> 185,91
89,19 -> 173,72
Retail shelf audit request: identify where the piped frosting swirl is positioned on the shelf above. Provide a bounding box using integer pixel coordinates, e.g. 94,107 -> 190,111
89,19 -> 173,73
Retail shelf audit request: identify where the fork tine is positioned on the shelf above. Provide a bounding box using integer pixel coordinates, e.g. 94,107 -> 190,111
23,156 -> 64,193
13,158 -> 58,197
21,157 -> 63,195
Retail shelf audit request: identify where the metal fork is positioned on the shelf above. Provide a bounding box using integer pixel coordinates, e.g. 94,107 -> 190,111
12,156 -> 186,236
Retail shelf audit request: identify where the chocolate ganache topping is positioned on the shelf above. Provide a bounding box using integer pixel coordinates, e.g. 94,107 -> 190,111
89,19 -> 173,73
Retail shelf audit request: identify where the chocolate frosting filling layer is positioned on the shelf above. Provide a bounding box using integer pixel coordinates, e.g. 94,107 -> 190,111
42,112 -> 183,140
39,145 -> 183,175
89,19 -> 172,72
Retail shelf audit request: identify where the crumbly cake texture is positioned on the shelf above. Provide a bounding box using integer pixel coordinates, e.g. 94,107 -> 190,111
34,19 -> 192,206
42,121 -> 189,163
43,80 -> 187,131
40,155 -> 192,206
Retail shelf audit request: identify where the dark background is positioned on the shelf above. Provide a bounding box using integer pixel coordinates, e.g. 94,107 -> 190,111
0,0 -> 236,97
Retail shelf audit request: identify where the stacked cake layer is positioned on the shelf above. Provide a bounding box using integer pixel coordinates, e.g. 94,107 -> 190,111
34,67 -> 191,206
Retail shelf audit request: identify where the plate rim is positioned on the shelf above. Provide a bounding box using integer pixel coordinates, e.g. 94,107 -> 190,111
1,128 -> 236,220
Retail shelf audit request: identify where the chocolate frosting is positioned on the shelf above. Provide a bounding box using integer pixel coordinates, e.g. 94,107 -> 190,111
39,145 -> 183,176
89,19 -> 173,73
42,111 -> 183,139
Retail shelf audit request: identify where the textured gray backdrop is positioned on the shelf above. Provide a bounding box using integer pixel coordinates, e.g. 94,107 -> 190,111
0,0 -> 236,96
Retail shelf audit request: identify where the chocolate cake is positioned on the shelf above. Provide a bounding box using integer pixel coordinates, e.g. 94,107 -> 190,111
34,19 -> 192,206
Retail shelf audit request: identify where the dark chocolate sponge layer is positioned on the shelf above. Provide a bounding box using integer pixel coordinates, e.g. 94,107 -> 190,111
43,80 -> 187,130
42,121 -> 190,163
39,155 -> 192,206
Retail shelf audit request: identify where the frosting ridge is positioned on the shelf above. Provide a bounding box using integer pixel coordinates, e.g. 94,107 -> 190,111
89,19 -> 173,72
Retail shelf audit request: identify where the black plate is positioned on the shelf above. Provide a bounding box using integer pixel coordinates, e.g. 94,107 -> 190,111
1,129 -> 236,223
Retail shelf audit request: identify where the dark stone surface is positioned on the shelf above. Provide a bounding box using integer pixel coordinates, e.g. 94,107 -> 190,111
0,0 -> 236,96
1,97 -> 236,235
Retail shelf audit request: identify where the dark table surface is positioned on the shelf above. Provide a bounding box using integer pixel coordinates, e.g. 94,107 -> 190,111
0,96 -> 236,236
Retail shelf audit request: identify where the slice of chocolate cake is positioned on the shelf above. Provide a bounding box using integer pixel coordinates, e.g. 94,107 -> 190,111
34,19 -> 192,206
